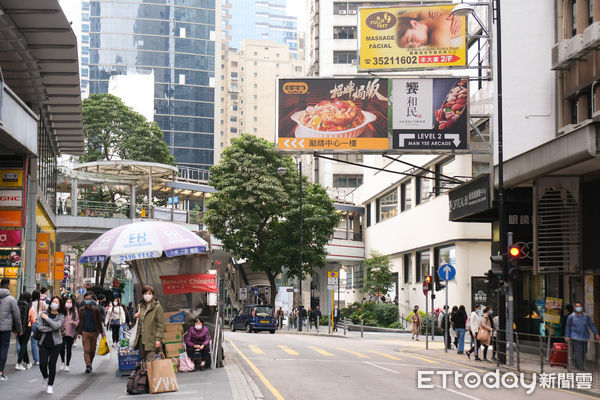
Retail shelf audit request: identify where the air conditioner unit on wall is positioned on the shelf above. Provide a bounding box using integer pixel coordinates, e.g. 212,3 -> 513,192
566,34 -> 584,59
551,40 -> 569,70
584,21 -> 600,49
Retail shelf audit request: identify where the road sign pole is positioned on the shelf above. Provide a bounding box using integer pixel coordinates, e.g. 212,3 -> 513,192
331,289 -> 334,334
445,280 -> 449,353
425,292 -> 429,350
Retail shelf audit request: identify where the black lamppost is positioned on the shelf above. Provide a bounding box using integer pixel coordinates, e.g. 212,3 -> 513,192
278,158 -> 303,332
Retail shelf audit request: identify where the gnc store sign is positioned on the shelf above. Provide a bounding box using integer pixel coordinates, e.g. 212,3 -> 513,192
0,190 -> 22,207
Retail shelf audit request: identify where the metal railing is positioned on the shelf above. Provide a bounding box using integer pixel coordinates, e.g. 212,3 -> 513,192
491,329 -> 600,388
57,200 -> 130,218
177,166 -> 210,183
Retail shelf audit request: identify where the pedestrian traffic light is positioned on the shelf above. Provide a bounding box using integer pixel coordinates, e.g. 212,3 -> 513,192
489,253 -> 506,282
507,245 -> 522,282
433,266 -> 446,291
425,275 -> 433,291
485,269 -> 498,290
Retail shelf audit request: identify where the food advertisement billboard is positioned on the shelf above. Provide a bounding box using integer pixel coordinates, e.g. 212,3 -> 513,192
277,78 -> 389,151
391,77 -> 468,151
359,4 -> 467,71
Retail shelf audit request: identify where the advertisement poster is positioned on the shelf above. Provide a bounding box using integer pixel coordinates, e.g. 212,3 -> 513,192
0,169 -> 22,187
36,232 -> 50,274
392,77 -> 468,150
543,297 -> 563,324
0,210 -> 22,227
0,229 -> 21,247
0,250 -> 21,268
55,251 -> 64,281
277,78 -> 389,151
160,273 -> 218,295
359,4 -> 467,71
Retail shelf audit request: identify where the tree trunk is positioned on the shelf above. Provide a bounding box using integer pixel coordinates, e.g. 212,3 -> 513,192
99,259 -> 110,287
94,262 -> 101,285
266,270 -> 277,306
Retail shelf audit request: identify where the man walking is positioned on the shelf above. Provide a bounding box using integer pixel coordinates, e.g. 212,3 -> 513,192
276,307 -> 284,330
313,306 -> 322,330
565,301 -> 600,370
333,306 -> 340,332
77,292 -> 104,373
0,278 -> 22,380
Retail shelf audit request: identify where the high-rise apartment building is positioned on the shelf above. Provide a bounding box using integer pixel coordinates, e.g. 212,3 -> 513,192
84,0 -> 220,170
222,0 -> 298,57
217,39 -> 303,161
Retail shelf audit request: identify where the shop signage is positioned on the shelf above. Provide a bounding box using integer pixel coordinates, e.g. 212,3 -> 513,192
54,251 -> 64,281
159,273 -> 218,295
277,77 -> 389,151
36,232 -> 50,274
0,190 -> 22,206
358,4 -> 467,71
64,254 -> 70,277
0,210 -> 22,227
449,174 -> 490,221
0,229 -> 21,247
1,267 -> 18,278
0,169 -> 22,187
543,297 -> 563,324
0,250 -> 21,268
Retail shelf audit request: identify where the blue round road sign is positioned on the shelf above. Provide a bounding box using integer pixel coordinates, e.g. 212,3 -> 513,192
438,264 -> 456,281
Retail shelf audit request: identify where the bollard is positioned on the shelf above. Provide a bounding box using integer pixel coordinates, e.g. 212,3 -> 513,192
515,332 -> 520,372
361,319 -> 364,338
343,318 -> 347,335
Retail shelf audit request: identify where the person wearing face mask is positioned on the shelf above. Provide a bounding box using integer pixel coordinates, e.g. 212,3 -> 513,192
565,301 -> 600,370
479,307 -> 494,362
132,286 -> 165,361
59,296 -> 79,371
36,296 -> 65,394
77,292 -> 104,373
105,297 -> 126,347
184,317 -> 211,370
466,305 -> 483,361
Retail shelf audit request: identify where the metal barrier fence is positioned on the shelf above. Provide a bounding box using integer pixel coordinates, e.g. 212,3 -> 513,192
491,329 -> 600,388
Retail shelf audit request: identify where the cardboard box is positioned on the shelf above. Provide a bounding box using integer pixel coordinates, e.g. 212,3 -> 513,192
163,324 -> 184,342
164,342 -> 184,358
164,311 -> 185,325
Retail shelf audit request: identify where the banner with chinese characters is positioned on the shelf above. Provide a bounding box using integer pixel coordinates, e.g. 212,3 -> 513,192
277,78 -> 390,151
54,251 -> 64,281
391,77 -> 469,151
160,273 -> 218,295
36,232 -> 50,274
358,4 -> 467,71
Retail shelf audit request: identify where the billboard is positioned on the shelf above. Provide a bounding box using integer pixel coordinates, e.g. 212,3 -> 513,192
391,77 -> 469,150
359,4 -> 467,71
0,190 -> 22,207
0,169 -> 22,187
0,210 -> 22,227
36,232 -> 50,274
0,230 -> 21,247
277,78 -> 389,151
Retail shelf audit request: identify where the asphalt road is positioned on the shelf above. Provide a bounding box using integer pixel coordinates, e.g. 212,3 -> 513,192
225,330 -> 598,400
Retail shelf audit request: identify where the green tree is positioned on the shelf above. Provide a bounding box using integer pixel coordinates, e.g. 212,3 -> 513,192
204,134 -> 339,306
362,250 -> 394,297
82,93 -> 174,165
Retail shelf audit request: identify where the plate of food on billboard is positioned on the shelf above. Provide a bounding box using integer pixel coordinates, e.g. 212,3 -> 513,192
277,78 -> 390,151
359,4 -> 467,71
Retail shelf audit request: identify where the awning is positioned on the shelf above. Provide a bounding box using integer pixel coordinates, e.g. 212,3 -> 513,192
0,0 -> 84,154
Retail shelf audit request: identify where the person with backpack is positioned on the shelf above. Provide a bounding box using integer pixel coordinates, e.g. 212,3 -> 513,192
59,296 -> 79,372
15,292 -> 34,370
565,301 -> 600,370
105,297 -> 126,347
36,296 -> 65,394
30,290 -> 47,366
0,279 -> 22,380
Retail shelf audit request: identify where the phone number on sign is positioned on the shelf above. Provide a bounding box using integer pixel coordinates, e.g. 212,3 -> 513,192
368,56 -> 418,66
119,252 -> 156,261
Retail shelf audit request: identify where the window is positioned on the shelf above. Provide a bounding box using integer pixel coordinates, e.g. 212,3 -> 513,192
295,66 -> 302,72
590,0 -> 594,24
366,203 -> 371,227
333,26 -> 357,39
232,105 -> 238,111
416,250 -> 430,283
230,127 -> 238,133
332,174 -> 363,188
416,173 -> 433,205
401,180 -> 412,211
572,0 -> 577,37
377,189 -> 398,222
354,263 -> 364,288
231,72 -> 238,78
230,116 -> 237,122
333,2 -> 348,15
435,245 -> 456,281
333,51 -> 357,64
333,153 -> 363,163
231,61 -> 238,67
435,157 -> 458,195
403,254 -> 411,284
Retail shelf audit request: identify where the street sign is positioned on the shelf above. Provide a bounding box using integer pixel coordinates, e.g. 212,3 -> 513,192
78,288 -> 85,295
327,285 -> 337,291
422,280 -> 429,295
239,287 -> 248,300
438,264 -> 456,281
327,271 -> 338,278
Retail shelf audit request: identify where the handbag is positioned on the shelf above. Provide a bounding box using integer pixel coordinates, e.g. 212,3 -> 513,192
177,353 -> 195,373
126,360 -> 149,395
476,328 -> 490,343
110,319 -> 120,326
98,334 -> 110,356
147,354 -> 179,394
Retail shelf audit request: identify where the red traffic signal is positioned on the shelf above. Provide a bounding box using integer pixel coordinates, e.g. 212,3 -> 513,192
509,246 -> 520,257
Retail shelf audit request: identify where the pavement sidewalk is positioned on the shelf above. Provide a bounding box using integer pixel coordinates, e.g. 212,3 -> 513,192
1,336 -> 254,399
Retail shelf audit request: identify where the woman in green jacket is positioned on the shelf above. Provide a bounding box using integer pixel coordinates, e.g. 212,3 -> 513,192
133,286 -> 165,361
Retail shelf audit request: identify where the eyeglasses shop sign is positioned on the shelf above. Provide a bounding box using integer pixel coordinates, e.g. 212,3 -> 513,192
0,190 -> 22,207
448,175 -> 490,221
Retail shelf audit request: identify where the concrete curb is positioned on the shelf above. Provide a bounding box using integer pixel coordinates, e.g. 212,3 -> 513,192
223,342 -> 265,400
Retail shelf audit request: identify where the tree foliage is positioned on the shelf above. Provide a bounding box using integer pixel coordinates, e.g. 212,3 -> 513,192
204,135 -> 339,306
362,250 -> 394,296
82,93 -> 174,165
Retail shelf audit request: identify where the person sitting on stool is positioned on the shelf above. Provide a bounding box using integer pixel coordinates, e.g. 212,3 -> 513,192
184,317 -> 211,370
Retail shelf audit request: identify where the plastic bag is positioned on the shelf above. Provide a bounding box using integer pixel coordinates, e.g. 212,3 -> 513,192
177,353 -> 195,373
97,334 -> 110,356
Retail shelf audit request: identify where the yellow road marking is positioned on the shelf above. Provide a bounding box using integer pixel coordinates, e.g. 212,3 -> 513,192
278,345 -> 299,355
226,339 -> 285,400
249,345 -> 264,354
367,350 -> 402,360
395,349 -> 439,364
337,347 -> 369,359
309,346 -> 335,356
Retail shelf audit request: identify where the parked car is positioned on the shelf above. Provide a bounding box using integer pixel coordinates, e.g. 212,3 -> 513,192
231,304 -> 276,334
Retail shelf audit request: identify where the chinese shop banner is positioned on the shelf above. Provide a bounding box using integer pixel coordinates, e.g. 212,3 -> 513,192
160,273 -> 218,295
359,4 -> 467,71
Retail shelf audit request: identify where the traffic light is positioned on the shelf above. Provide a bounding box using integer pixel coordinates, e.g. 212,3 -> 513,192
433,265 -> 446,291
485,269 -> 498,290
489,253 -> 506,283
507,245 -> 522,282
425,275 -> 433,291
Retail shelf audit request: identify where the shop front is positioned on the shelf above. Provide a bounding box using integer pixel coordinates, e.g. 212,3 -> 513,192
36,203 -> 56,292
